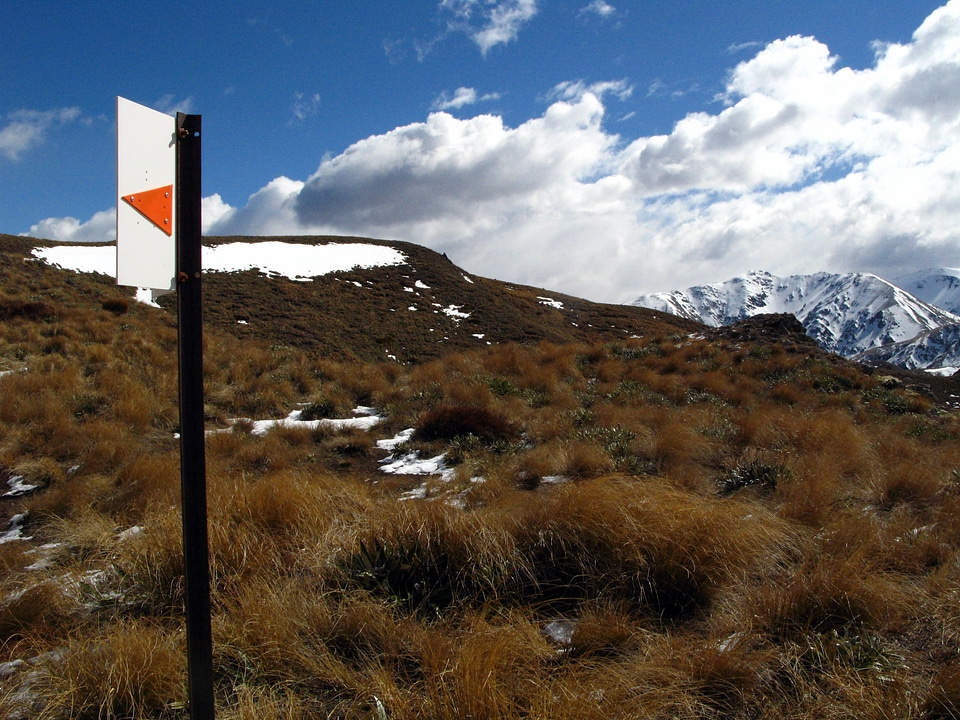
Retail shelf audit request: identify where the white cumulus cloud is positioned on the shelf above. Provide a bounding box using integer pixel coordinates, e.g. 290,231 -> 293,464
34,2 -> 960,303
432,87 -> 500,111
201,194 -> 235,233
0,107 -> 81,161
440,0 -> 538,55
204,2 -> 960,301
25,208 -> 116,243
203,177 -> 305,236
579,1 -> 616,19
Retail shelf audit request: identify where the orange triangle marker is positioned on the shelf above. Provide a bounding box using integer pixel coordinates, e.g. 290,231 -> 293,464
121,185 -> 173,236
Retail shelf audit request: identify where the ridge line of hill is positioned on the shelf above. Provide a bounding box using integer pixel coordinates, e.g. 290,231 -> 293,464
6,233 -> 702,364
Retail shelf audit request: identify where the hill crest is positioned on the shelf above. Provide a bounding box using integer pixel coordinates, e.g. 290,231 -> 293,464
13,233 -> 700,363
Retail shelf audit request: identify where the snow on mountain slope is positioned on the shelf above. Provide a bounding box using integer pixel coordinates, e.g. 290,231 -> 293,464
893,268 -> 960,316
629,270 -> 960,359
854,323 -> 960,374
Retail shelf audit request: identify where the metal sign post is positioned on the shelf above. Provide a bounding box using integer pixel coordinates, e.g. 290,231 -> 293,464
175,111 -> 215,720
116,98 -> 215,719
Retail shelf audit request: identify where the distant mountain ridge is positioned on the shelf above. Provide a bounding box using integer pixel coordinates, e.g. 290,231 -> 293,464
893,267 -> 960,316
629,270 -> 960,372
854,323 -> 960,374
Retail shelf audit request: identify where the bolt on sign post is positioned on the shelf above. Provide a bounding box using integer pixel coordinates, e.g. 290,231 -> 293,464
116,97 -> 215,720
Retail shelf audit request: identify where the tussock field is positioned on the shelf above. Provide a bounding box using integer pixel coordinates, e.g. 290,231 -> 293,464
3,245 -> 960,718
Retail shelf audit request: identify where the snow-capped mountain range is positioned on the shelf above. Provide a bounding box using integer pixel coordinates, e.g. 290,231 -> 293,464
629,269 -> 960,373
891,268 -> 960,316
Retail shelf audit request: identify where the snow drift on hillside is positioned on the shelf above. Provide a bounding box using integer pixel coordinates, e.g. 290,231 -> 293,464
31,245 -> 117,275
31,241 -> 406,282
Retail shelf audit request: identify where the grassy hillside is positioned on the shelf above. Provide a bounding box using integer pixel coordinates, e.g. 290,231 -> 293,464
3,235 -> 960,717
191,235 -> 703,363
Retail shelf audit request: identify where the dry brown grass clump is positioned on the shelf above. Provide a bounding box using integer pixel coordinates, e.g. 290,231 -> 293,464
508,477 -> 795,619
30,620 -> 185,720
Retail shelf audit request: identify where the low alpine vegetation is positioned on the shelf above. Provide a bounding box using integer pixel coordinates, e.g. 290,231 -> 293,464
1,243 -> 960,718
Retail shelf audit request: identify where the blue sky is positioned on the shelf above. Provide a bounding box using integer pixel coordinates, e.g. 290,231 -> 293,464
2,0 -> 958,301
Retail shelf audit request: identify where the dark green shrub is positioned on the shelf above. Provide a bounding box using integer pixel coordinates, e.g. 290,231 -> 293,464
349,538 -> 454,614
413,404 -> 518,444
101,298 -> 130,314
716,457 -> 791,496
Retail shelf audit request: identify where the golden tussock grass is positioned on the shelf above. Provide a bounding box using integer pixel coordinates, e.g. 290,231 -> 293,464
30,619 -> 186,720
0,580 -> 72,649
24,473 -> 116,524
105,508 -> 186,616
98,452 -> 181,520
5,258 -> 960,717
774,455 -> 841,525
750,551 -> 907,649
507,477 -> 795,618
215,684 -> 314,720
337,498 -> 520,613
559,440 -> 615,478
515,440 -> 567,481
653,417 -> 716,473
420,611 -> 554,719
563,600 -> 648,659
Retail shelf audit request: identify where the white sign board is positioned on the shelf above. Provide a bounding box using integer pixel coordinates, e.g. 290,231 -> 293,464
116,97 -> 177,292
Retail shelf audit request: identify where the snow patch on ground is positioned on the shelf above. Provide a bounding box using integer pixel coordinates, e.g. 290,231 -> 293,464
376,428 -> 469,502
24,543 -> 61,572
118,525 -> 144,541
4,476 -> 38,498
380,452 -> 450,478
440,304 -> 470,322
377,428 -> 414,451
31,242 -> 406,282
538,296 -> 564,309
0,514 -> 31,544
133,287 -> 163,307
542,619 -> 577,645
202,241 -> 407,280
244,406 -> 381,436
197,406 -> 382,440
